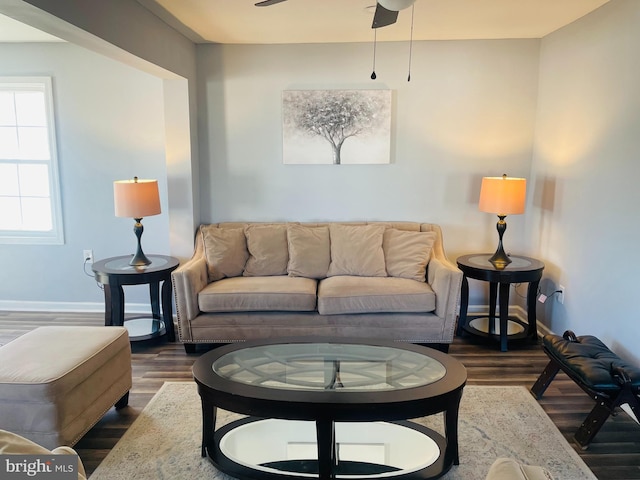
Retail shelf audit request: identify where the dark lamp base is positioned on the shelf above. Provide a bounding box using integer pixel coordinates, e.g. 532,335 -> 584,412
129,250 -> 152,266
489,215 -> 512,270
488,248 -> 511,270
129,218 -> 151,266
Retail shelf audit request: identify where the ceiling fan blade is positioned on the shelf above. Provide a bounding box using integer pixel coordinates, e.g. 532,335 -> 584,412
255,0 -> 288,6
372,3 -> 399,28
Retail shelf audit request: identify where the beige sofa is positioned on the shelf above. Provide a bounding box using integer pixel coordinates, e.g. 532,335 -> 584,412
172,222 -> 462,353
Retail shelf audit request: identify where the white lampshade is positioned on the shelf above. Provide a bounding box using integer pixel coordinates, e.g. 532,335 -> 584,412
479,175 -> 526,215
113,177 -> 161,219
378,0 -> 416,11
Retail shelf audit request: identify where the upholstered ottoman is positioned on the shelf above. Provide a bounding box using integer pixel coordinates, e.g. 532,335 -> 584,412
0,326 -> 132,449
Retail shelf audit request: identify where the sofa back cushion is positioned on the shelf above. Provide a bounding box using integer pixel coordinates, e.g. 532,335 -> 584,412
200,222 -> 442,281
326,224 -> 387,277
202,226 -> 249,281
383,229 -> 436,282
287,224 -> 331,279
244,224 -> 289,276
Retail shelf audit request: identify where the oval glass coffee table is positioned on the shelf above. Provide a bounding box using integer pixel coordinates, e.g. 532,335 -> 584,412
192,338 -> 467,480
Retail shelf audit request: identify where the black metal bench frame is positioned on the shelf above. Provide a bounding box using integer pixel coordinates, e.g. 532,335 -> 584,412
530,330 -> 640,449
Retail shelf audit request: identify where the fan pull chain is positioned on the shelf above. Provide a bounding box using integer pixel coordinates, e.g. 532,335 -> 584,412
407,3 -> 414,81
371,29 -> 377,80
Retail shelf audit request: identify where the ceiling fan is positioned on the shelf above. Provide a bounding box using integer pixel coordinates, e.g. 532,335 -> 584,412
254,0 -> 417,29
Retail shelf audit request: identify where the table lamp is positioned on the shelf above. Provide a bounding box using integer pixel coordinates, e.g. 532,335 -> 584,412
114,177 -> 161,266
479,174 -> 526,269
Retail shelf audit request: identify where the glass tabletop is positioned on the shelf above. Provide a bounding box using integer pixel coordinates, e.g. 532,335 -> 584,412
212,343 -> 446,392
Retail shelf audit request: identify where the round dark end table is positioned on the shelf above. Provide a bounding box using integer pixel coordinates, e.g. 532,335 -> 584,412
456,254 -> 545,352
92,255 -> 179,342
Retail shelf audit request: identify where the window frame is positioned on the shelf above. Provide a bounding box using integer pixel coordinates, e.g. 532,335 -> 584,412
0,76 -> 64,245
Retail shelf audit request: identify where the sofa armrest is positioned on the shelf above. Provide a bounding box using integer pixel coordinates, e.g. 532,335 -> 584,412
427,257 -> 463,336
172,256 -> 208,342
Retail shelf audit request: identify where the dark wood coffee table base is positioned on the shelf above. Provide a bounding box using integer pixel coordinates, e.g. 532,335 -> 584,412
206,417 -> 450,480
193,338 -> 467,480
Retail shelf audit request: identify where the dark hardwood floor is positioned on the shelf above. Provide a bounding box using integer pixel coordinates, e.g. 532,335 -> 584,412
1,311 -> 638,479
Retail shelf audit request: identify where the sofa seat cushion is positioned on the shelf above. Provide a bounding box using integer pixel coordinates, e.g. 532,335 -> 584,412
199,276 -> 318,313
318,276 -> 436,315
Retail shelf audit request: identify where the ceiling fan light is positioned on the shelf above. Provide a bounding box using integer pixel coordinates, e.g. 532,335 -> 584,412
377,0 -> 416,12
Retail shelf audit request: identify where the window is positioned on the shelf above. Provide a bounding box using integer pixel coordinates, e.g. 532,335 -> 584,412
0,77 -> 63,244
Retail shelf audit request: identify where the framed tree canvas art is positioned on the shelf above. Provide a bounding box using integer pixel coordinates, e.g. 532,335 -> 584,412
282,90 -> 392,165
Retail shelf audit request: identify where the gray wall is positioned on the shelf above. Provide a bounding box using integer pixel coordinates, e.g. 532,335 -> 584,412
0,42 -> 170,309
5,0 -> 201,260
531,0 -> 640,360
197,39 -> 540,267
1,0 -> 638,362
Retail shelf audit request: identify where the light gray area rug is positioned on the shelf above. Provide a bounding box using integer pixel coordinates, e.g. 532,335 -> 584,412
90,382 -> 596,480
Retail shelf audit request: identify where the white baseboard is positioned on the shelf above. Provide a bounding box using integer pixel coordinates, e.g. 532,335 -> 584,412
0,300 -> 153,314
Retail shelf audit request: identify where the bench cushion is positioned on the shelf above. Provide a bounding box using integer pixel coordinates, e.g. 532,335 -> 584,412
543,334 -> 640,390
318,276 -> 436,315
199,276 -> 317,312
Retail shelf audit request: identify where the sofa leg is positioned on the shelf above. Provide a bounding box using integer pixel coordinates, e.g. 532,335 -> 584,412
115,391 -> 129,409
184,343 -> 197,354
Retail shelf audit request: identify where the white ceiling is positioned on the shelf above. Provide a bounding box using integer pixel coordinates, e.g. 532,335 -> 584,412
0,13 -> 64,43
141,0 -> 610,44
0,0 -> 610,45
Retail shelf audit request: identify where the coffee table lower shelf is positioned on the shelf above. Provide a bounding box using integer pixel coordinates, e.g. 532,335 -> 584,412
206,417 -> 450,480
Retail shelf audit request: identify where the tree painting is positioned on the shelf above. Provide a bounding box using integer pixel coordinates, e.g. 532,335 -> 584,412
283,90 -> 391,165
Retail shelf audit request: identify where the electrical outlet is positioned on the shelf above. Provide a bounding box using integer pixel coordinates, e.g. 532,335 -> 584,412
83,249 -> 94,263
557,285 -> 565,304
